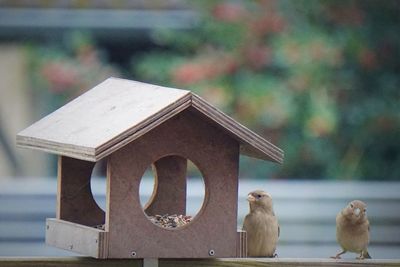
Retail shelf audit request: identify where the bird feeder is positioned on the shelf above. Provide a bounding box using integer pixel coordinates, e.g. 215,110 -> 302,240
16,77 -> 283,259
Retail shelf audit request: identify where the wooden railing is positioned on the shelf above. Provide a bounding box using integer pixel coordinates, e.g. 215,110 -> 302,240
0,257 -> 400,267
1,179 -> 400,260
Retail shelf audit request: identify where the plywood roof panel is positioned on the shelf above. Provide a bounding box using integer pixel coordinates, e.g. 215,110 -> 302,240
17,77 -> 283,163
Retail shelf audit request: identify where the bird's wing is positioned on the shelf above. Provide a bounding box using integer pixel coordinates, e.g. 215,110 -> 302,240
365,219 -> 370,232
242,214 -> 251,231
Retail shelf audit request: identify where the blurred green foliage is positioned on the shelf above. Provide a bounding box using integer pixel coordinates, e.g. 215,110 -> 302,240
25,1 -> 400,180
26,32 -> 119,176
27,32 -> 119,116
132,0 -> 400,180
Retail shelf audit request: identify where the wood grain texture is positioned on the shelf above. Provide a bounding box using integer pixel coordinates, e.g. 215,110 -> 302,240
144,155 -> 187,216
0,258 -> 399,267
162,258 -> 400,267
16,77 -> 191,161
45,219 -> 108,258
57,156 -> 104,226
107,109 -> 240,258
16,77 -> 283,164
0,257 -> 142,267
237,230 -> 248,258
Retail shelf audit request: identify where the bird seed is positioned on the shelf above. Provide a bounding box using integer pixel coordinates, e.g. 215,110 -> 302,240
92,214 -> 192,230
148,214 -> 192,228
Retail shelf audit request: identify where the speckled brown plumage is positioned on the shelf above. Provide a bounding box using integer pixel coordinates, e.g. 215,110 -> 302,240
332,200 -> 371,260
242,190 -> 279,257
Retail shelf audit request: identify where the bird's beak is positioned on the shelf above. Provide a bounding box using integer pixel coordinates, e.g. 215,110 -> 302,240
354,208 -> 361,216
247,194 -> 256,202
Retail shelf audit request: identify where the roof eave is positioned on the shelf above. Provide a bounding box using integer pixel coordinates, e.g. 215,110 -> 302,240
190,94 -> 284,164
16,135 -> 97,162
16,91 -> 284,164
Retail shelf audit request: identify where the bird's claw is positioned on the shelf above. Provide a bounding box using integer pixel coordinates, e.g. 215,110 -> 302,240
356,256 -> 365,260
330,255 -> 341,259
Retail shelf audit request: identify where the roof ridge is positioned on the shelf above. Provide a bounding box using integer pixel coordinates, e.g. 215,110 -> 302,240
16,78 -> 283,163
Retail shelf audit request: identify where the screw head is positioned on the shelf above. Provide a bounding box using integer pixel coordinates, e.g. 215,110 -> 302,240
131,251 -> 137,257
208,249 -> 215,256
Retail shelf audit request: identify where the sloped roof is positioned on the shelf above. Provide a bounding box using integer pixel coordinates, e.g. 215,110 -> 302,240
17,78 -> 283,163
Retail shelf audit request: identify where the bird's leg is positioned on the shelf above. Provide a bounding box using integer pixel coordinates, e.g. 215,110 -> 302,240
356,249 -> 372,260
362,250 -> 371,259
331,250 -> 346,259
356,254 -> 364,260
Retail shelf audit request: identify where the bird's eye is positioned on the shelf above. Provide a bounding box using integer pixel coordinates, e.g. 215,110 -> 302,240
350,203 -> 354,208
257,194 -> 262,198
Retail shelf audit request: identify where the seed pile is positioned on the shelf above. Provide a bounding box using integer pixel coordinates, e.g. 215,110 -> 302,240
148,214 -> 192,228
92,214 -> 192,230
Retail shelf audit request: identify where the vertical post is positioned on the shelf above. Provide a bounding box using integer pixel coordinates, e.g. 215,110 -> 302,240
144,155 -> 187,216
236,230 -> 248,257
57,156 -> 104,226
143,259 -> 158,267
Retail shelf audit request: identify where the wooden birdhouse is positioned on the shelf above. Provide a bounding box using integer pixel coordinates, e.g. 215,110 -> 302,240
16,78 -> 283,259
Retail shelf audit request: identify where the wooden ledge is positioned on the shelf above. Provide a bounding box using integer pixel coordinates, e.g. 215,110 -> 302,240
0,257 -> 400,267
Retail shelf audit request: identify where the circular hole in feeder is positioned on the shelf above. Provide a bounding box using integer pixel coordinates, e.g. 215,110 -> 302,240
90,159 -> 107,211
139,155 -> 206,229
139,165 -> 156,206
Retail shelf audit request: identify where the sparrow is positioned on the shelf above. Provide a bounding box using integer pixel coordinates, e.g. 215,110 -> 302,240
332,200 -> 371,259
242,190 -> 279,257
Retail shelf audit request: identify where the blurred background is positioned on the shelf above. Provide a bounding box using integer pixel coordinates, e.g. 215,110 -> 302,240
0,0 -> 399,259
1,0 -> 400,180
